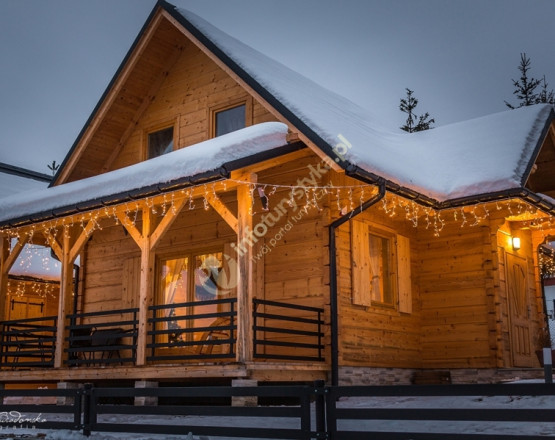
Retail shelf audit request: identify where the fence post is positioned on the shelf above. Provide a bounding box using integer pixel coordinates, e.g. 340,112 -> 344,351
82,383 -> 93,437
325,386 -> 336,440
543,348 -> 553,384
314,380 -> 326,439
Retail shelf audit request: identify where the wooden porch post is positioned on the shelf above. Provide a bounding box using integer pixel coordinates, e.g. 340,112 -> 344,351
236,175 -> 256,363
54,230 -> 73,368
0,236 -> 10,322
136,208 -> 154,366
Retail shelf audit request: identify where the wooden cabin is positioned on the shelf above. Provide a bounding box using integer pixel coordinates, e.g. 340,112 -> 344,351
1,0 -> 555,390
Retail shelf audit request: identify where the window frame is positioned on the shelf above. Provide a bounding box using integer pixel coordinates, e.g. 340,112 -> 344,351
209,98 -> 252,138
143,120 -> 177,160
367,226 -> 398,307
351,219 -> 412,313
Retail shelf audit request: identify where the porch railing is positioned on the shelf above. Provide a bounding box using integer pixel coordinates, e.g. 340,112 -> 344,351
0,315 -> 57,368
253,299 -> 325,362
147,297 -> 237,362
65,308 -> 139,367
0,297 -> 325,369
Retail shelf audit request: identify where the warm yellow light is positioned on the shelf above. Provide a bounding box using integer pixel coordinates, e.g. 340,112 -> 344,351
512,237 -> 521,250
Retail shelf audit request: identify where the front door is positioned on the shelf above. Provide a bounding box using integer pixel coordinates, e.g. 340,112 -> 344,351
506,253 -> 535,367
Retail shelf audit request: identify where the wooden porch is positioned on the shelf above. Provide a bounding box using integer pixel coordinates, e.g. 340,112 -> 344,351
0,297 -> 328,383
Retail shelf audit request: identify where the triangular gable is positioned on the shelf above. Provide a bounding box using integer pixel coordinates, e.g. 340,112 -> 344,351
53,0 -> 555,208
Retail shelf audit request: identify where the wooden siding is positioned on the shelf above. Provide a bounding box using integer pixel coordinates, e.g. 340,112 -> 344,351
334,177 -> 421,369
108,32 -> 275,172
419,223 -> 493,368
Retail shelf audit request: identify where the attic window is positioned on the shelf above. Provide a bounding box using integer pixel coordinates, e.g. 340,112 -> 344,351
214,104 -> 246,137
148,127 -> 174,159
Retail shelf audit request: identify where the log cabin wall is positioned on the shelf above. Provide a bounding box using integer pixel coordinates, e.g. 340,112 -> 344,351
108,36 -> 276,171
418,222 -> 493,368
334,179 -> 421,369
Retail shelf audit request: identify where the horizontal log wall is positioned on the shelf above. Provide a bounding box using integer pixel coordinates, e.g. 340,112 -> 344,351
110,38 -> 276,170
418,221 -> 493,368
334,176 -> 421,369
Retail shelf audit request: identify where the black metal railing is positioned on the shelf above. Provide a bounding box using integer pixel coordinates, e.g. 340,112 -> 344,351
253,298 -> 325,362
147,297 -> 237,362
65,308 -> 138,367
0,315 -> 57,368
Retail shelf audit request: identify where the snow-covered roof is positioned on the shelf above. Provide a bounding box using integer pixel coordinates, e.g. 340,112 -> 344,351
0,122 -> 289,227
173,6 -> 554,202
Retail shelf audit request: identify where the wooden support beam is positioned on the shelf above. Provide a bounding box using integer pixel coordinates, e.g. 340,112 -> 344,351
42,230 -> 62,261
0,237 -> 10,321
54,232 -> 73,368
1,233 -> 27,276
69,221 -> 95,262
116,212 -> 143,246
236,173 -> 256,363
150,197 -> 187,249
207,193 -> 238,233
136,207 -> 154,366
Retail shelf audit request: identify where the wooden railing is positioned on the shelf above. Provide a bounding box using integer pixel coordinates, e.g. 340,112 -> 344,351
65,308 -> 138,367
147,297 -> 237,362
253,298 -> 325,362
0,316 -> 57,368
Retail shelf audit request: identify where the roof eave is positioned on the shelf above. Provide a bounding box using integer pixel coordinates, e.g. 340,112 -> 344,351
1,142 -> 304,229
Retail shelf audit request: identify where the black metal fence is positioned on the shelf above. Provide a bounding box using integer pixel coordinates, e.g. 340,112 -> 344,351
1,382 -> 553,439
147,297 -> 237,362
253,298 -> 325,362
65,308 -> 139,367
0,315 -> 57,368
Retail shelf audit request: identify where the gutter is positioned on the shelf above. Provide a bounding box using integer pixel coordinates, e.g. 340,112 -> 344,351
1,142 -> 304,229
328,179 -> 386,386
345,163 -> 555,216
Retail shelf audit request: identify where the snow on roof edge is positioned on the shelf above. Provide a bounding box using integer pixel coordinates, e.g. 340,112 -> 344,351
0,122 -> 289,227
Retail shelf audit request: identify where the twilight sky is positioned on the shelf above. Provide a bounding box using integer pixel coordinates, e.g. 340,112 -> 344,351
1,0 -> 554,175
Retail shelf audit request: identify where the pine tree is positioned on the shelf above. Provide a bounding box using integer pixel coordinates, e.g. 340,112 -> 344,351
536,75 -> 555,105
399,88 -> 435,132
505,53 -> 542,109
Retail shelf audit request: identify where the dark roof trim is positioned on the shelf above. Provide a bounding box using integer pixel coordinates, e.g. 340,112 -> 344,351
1,142 -> 304,229
520,107 -> 555,187
51,2 -> 163,187
0,162 -> 51,183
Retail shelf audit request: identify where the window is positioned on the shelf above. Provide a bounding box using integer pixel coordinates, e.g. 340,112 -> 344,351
351,220 -> 412,312
147,126 -> 174,159
214,104 -> 246,137
368,232 -> 395,305
158,251 -> 224,343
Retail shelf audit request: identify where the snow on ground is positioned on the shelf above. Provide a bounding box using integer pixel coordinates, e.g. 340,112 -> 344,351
1,385 -> 554,439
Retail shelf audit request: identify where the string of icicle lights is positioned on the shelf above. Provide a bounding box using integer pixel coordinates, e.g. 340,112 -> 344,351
1,179 -> 554,243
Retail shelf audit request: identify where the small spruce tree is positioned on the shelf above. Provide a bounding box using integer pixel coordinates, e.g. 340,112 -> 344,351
505,53 -> 542,109
399,88 -> 435,133
536,75 -> 555,105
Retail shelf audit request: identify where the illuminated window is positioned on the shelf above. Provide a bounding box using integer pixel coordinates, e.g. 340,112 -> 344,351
158,252 -> 223,342
368,231 -> 395,305
148,126 -> 174,159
